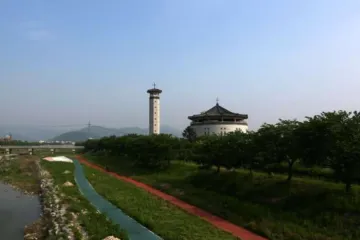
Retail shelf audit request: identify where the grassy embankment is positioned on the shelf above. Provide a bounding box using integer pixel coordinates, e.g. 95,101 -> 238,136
41,160 -> 128,240
0,154 -> 40,193
0,154 -> 47,239
85,154 -> 360,240
83,165 -> 240,240
0,153 -> 128,240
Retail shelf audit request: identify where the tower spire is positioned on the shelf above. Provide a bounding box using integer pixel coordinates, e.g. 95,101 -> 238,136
216,97 -> 219,105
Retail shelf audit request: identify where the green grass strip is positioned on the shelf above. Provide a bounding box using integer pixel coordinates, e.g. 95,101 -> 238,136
83,165 -> 239,240
42,161 -> 128,240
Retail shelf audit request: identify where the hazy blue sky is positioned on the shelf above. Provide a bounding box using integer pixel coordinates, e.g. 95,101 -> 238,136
1,0 -> 360,130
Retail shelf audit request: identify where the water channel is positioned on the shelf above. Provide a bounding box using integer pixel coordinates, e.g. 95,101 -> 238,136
0,182 -> 41,239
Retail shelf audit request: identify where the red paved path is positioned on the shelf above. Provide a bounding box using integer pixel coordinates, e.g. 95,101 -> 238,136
76,155 -> 268,240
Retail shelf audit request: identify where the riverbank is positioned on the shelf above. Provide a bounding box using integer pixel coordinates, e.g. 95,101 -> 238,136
0,154 -> 128,240
0,155 -> 44,239
40,160 -> 128,240
0,155 -> 40,194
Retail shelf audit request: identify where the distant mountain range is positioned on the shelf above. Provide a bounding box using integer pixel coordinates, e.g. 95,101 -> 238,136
51,125 -> 182,141
0,124 -> 183,142
0,125 -> 64,142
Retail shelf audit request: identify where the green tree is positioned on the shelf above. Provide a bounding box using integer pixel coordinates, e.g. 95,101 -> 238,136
221,131 -> 255,172
182,126 -> 197,142
81,109 -> 360,189
328,111 -> 360,192
294,116 -> 331,167
256,119 -> 301,181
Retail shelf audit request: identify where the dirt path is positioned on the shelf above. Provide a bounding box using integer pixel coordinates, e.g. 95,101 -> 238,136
76,155 -> 268,240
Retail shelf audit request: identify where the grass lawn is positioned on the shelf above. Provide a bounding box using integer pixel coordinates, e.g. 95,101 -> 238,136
83,164 -> 240,240
85,154 -> 360,240
41,160 -> 129,240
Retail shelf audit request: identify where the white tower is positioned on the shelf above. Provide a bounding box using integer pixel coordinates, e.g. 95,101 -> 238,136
147,83 -> 162,135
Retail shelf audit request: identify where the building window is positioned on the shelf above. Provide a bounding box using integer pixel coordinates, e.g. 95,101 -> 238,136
204,128 -> 211,135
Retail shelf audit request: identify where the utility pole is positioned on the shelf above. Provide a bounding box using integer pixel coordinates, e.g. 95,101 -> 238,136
88,121 -> 91,134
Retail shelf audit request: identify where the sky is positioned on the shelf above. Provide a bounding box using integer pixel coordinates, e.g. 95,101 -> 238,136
1,0 -> 360,131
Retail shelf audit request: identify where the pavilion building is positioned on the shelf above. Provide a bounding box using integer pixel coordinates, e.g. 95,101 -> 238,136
188,101 -> 248,137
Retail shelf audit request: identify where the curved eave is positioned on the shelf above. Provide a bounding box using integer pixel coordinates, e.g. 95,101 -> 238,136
188,114 -> 248,121
147,88 -> 162,94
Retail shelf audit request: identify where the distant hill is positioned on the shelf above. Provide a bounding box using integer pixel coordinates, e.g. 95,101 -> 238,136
0,125 -> 63,141
78,126 -> 148,136
50,125 -> 182,142
161,125 -> 182,136
0,129 -> 37,142
0,132 -> 36,142
51,131 -> 100,142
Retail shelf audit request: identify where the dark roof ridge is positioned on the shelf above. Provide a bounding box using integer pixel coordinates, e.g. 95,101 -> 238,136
188,103 -> 248,121
147,88 -> 162,94
203,103 -> 235,115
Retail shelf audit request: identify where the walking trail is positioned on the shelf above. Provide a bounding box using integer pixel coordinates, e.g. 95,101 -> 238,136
76,155 -> 268,240
73,159 -> 162,240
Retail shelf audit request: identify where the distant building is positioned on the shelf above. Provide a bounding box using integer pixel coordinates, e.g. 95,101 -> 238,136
188,101 -> 248,137
0,133 -> 12,142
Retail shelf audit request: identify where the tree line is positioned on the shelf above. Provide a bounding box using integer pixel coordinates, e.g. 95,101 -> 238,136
82,110 -> 360,192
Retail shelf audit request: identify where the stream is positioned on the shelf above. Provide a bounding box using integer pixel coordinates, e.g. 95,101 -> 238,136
0,182 -> 41,239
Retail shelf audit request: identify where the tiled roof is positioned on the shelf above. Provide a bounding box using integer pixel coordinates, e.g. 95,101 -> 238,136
188,103 -> 248,120
201,103 -> 235,115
